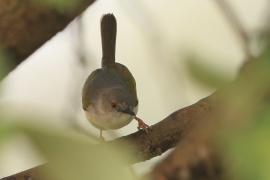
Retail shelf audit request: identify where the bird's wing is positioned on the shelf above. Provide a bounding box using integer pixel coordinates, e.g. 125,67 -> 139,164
82,69 -> 102,110
113,63 -> 138,105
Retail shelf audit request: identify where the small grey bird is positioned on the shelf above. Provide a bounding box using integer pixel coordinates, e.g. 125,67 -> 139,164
82,14 -> 149,139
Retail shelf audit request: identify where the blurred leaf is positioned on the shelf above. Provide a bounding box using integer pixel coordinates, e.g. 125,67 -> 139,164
222,94 -> 270,180
0,49 -> 12,79
226,126 -> 270,180
17,122 -> 136,180
186,56 -> 230,88
221,45 -> 270,180
0,121 -> 17,144
0,117 -> 136,180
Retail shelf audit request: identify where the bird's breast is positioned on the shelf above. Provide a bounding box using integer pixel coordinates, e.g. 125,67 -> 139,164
84,106 -> 136,130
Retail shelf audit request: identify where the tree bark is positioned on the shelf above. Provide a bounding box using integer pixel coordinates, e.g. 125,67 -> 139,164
150,136 -> 223,180
110,95 -> 213,163
0,0 -> 95,73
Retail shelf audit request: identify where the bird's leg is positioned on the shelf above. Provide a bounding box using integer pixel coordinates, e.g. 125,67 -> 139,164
99,129 -> 105,141
135,116 -> 150,133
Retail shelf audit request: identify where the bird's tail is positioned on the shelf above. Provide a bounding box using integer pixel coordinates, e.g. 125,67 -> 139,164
101,13 -> 117,67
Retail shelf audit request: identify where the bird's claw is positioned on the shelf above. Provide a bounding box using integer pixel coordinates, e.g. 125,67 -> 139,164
135,116 -> 150,133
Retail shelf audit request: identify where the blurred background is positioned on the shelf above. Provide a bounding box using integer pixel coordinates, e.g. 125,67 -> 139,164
0,0 -> 268,178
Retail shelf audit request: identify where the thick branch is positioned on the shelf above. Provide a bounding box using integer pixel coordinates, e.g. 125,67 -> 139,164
0,0 -> 95,73
149,105 -> 223,180
150,136 -> 223,180
109,95 -> 213,163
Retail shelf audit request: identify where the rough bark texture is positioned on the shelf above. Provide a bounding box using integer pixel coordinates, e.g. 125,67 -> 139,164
149,108 -> 224,180
150,137 -> 223,180
110,96 -> 213,163
0,0 -> 95,72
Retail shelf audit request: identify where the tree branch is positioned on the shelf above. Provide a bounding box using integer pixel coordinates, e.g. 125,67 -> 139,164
0,0 -> 95,74
148,103 -> 224,180
150,136 -> 223,180
109,96 -> 213,163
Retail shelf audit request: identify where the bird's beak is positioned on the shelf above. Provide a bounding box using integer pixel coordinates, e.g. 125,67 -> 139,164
118,108 -> 135,116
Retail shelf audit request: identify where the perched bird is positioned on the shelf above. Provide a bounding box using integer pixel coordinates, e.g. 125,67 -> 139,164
82,14 -> 149,139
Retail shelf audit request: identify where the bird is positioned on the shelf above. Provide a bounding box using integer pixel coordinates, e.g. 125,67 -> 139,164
82,14 -> 149,139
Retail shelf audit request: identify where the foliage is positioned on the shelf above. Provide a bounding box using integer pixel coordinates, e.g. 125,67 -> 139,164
0,118 -> 136,180
187,37 -> 270,180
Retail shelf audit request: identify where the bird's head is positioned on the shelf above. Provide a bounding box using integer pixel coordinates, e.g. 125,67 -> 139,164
96,87 -> 138,116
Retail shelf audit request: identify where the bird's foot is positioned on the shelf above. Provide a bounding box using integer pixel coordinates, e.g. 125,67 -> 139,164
99,129 -> 106,142
135,116 -> 150,133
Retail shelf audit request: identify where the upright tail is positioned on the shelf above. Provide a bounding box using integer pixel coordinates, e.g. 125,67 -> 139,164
101,14 -> 117,67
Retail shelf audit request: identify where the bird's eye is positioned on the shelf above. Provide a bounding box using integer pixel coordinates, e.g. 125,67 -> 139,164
111,102 -> 117,108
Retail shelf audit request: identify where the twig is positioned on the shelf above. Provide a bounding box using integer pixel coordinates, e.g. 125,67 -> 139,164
213,0 -> 254,60
75,15 -> 88,67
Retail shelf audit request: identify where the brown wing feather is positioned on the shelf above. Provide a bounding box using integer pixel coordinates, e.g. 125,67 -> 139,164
112,63 -> 138,105
82,69 -> 102,110
82,63 -> 138,110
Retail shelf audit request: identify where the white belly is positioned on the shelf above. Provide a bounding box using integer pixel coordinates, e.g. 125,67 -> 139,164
84,106 -> 137,130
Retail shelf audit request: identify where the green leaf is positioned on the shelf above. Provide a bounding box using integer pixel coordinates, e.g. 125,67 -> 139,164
226,128 -> 270,180
17,122 -> 136,180
0,121 -> 18,144
0,49 -> 12,80
0,116 -> 137,180
224,98 -> 270,180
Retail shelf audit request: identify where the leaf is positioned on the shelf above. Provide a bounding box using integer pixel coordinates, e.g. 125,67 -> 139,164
0,121 -> 18,144
226,127 -> 270,180
0,49 -> 12,80
0,118 -> 136,180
